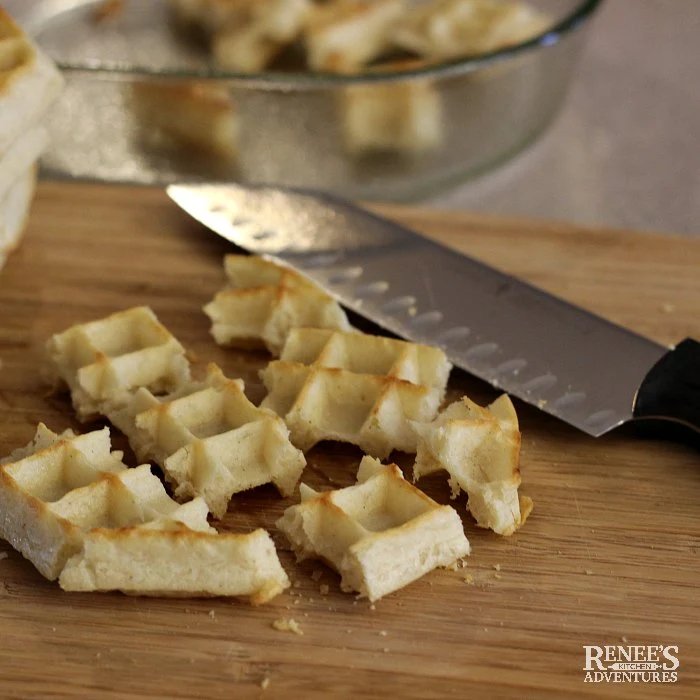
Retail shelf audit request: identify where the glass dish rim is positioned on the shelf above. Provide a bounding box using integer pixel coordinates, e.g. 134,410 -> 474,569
50,0 -> 603,87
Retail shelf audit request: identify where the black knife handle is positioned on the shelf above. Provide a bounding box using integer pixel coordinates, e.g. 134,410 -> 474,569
634,338 -> 700,433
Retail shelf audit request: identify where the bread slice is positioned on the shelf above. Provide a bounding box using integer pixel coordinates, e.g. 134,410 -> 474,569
393,0 -> 551,60
204,255 -> 352,355
277,455 -> 470,601
44,306 -> 191,421
260,328 -> 451,457
412,394 -> 533,536
0,425 -> 290,602
108,364 -> 306,519
0,8 -> 64,153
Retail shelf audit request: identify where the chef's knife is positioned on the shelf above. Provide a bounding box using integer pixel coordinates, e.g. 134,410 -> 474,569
167,183 -> 700,437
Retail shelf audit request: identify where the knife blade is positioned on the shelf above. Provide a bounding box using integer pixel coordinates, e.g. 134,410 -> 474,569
167,183 -> 700,438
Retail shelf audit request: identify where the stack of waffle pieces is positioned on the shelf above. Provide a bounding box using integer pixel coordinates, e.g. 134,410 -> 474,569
0,425 -> 289,602
0,9 -> 63,272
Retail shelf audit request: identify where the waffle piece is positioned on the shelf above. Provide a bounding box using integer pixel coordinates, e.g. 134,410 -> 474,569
277,455 -> 470,601
204,255 -> 352,355
108,364 -> 306,519
261,328 -> 451,458
213,0 -> 311,72
0,425 -> 205,579
304,0 -> 405,73
130,82 -> 239,160
44,306 -> 191,421
171,0 -> 311,71
393,0 -> 551,61
0,8 -> 64,152
0,425 -> 290,601
1,166 -> 37,269
59,525 -> 289,602
412,394 -> 533,536
342,59 -> 442,154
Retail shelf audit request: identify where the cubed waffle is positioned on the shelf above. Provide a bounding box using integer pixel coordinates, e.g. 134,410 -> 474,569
204,255 -> 352,355
109,364 -> 306,519
130,82 -> 239,160
213,0 -> 311,72
45,306 -> 191,421
0,425 -> 290,602
277,455 -> 470,601
342,60 -> 442,154
0,8 -> 64,153
412,394 -> 533,536
171,0 -> 311,71
393,0 -> 551,60
260,328 -> 451,457
304,0 -> 405,73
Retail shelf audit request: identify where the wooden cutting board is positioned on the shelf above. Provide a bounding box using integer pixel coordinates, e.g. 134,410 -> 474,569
1,182 -> 698,699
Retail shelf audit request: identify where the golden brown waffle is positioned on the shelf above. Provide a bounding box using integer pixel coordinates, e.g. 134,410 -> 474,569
277,455 -> 470,601
109,364 -> 306,519
304,0 -> 405,73
0,425 -> 290,601
44,306 -> 191,421
412,394 -> 533,536
393,0 -> 551,60
204,255 -> 352,355
260,328 -> 451,457
0,8 -> 64,153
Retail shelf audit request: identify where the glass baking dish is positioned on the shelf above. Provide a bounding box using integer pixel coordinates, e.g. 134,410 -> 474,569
15,0 -> 602,201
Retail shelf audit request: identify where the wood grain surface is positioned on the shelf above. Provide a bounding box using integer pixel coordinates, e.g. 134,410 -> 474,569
0,181 -> 698,700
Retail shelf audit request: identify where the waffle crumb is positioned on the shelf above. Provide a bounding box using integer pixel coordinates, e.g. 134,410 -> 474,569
493,564 -> 501,571
311,569 -> 323,582
383,648 -> 390,653
319,584 -> 330,596
379,630 -> 388,637
463,574 -> 475,585
661,303 -> 675,313
272,618 -> 304,636
261,678 -> 271,690
208,610 -> 216,620
0,552 -> 8,561
493,573 -> 502,580
585,569 -> 593,576
621,636 -> 628,643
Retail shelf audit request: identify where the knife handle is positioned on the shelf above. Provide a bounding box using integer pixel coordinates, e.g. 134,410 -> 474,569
634,338 -> 700,433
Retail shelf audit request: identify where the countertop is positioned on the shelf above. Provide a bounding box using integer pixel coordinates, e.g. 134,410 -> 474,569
433,0 -> 700,236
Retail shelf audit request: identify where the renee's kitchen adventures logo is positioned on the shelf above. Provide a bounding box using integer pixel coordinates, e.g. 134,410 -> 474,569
583,645 -> 679,683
